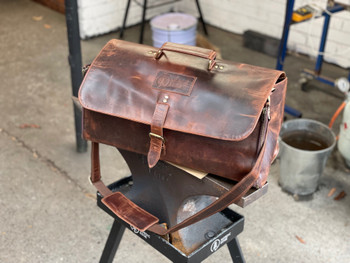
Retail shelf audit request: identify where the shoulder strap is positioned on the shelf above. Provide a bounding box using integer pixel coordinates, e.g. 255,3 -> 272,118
90,115 -> 269,235
91,139 -> 266,235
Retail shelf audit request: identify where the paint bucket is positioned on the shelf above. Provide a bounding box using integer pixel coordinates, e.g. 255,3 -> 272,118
150,13 -> 197,48
278,119 -> 336,195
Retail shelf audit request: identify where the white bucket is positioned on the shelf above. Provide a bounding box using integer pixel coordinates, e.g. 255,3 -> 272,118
150,13 -> 197,48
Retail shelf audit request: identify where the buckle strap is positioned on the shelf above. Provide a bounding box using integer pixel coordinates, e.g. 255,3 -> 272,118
147,103 -> 169,168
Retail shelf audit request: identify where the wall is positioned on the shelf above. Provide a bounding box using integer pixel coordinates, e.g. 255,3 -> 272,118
78,0 -> 350,68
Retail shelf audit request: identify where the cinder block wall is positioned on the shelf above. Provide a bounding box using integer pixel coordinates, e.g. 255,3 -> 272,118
78,0 -> 350,68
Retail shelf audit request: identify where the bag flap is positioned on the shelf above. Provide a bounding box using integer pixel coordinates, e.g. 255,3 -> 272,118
79,39 -> 285,141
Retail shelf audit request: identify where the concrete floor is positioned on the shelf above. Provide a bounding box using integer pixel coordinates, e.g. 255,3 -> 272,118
1,1 -> 349,262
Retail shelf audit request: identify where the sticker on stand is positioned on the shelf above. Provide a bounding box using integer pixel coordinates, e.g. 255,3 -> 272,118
130,225 -> 151,239
210,232 -> 231,252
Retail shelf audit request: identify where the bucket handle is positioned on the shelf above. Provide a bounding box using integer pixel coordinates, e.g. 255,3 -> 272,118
155,42 -> 217,70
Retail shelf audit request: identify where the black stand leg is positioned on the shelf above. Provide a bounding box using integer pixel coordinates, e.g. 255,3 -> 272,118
64,0 -> 87,153
139,0 -> 148,43
195,0 -> 208,35
120,0 -> 131,39
99,220 -> 126,263
227,238 -> 245,263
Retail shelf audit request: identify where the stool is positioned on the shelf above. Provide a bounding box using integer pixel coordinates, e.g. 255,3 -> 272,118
119,0 -> 208,44
97,182 -> 245,263
94,149 -> 268,262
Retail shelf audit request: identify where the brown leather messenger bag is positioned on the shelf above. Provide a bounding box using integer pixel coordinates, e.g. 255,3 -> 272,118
79,39 -> 287,236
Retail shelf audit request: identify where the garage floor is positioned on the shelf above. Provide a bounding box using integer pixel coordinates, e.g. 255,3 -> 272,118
1,1 -> 349,262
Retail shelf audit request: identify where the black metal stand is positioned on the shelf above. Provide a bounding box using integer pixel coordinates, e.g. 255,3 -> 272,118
64,0 -> 87,152
120,0 -> 209,44
99,219 -> 125,263
97,176 -> 246,263
92,147 -> 269,262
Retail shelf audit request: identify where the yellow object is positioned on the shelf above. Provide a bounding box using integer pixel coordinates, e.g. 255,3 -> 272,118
292,6 -> 314,22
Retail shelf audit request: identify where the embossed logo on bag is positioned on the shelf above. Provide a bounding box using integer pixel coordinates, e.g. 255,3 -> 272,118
152,71 -> 196,96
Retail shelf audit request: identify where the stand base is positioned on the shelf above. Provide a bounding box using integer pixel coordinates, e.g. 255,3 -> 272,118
97,178 -> 246,263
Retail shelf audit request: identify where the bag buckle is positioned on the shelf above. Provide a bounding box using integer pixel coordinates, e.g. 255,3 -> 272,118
149,132 -> 165,143
88,176 -> 93,185
266,96 -> 271,120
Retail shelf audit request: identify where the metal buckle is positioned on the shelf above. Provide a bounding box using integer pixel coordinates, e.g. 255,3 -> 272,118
149,132 -> 165,143
155,49 -> 163,59
208,59 -> 214,70
266,96 -> 271,120
88,176 -> 93,185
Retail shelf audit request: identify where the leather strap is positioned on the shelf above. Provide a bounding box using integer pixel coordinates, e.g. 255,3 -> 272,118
90,142 -> 112,196
102,192 -> 159,232
148,103 -> 169,168
89,111 -> 269,235
90,142 -> 169,234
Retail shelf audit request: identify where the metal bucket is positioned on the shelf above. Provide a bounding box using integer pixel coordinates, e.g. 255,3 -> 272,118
278,119 -> 336,195
150,13 -> 197,48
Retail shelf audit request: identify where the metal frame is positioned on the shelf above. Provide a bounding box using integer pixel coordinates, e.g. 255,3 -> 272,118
276,0 -> 302,117
276,1 -> 349,96
65,0 -> 87,152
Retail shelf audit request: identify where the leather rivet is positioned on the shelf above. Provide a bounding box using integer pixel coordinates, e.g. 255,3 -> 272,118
164,95 -> 169,99
163,99 -> 168,103
214,65 -> 218,69
219,66 -> 224,70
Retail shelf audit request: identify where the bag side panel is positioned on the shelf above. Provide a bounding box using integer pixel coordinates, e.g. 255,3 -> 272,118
254,77 -> 288,187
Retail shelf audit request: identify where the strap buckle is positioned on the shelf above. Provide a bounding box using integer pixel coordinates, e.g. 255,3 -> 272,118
208,59 -> 216,70
88,176 -> 93,185
149,132 -> 165,143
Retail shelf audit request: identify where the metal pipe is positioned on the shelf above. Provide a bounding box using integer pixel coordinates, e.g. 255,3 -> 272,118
314,13 -> 331,75
139,0 -> 148,43
65,0 -> 88,152
276,0 -> 302,117
276,0 -> 295,70
195,0 -> 208,35
284,105 -> 302,118
120,0 -> 131,39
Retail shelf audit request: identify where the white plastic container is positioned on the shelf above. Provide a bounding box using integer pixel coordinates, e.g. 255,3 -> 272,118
338,99 -> 350,167
150,13 -> 197,48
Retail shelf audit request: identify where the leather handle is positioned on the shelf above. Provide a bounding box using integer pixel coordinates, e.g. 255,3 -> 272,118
155,42 -> 217,70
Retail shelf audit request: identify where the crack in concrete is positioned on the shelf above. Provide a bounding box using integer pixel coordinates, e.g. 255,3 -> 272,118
0,128 -> 87,193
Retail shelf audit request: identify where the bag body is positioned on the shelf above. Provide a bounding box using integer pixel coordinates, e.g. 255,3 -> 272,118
80,39 -> 287,187
79,40 -> 287,234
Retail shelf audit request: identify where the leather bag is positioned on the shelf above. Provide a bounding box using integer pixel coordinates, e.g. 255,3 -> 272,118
79,39 -> 287,235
